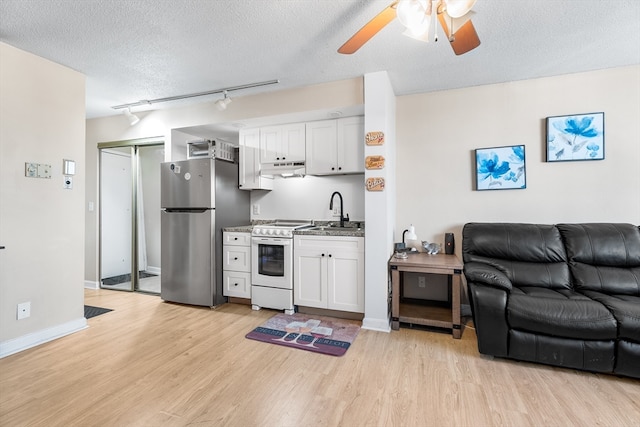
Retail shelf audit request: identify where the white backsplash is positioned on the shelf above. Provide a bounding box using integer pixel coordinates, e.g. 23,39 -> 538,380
250,174 -> 365,222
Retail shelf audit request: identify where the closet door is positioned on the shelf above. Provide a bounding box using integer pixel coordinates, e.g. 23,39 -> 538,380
99,142 -> 163,294
100,147 -> 134,291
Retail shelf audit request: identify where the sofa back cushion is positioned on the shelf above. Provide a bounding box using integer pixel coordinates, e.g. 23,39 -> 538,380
463,223 -> 570,289
557,223 -> 640,295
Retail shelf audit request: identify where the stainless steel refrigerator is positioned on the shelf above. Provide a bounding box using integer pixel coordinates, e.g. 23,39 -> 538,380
160,157 -> 249,307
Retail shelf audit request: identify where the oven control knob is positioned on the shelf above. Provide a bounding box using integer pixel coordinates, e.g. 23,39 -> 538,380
267,229 -> 274,235
274,229 -> 281,235
254,228 -> 261,235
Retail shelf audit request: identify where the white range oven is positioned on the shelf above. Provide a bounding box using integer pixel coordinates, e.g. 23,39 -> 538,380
251,220 -> 311,314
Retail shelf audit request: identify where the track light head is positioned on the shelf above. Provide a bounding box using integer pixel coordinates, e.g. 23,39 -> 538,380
215,91 -> 232,111
124,107 -> 140,126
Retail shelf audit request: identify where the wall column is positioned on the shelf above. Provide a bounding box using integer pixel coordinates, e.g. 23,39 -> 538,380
362,71 -> 396,332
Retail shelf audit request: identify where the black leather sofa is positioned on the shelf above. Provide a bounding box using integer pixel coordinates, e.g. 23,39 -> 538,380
462,223 -> 640,378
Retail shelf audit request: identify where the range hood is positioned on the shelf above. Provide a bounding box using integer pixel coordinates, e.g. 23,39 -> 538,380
260,160 -> 306,178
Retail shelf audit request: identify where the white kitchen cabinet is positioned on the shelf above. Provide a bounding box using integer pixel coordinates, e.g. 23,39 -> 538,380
293,235 -> 365,313
239,128 -> 273,191
223,231 -> 252,299
259,123 -> 306,164
305,116 -> 364,175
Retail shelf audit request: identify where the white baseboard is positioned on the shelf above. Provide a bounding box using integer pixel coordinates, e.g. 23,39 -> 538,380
361,316 -> 391,333
84,280 -> 99,289
0,317 -> 88,359
145,266 -> 161,275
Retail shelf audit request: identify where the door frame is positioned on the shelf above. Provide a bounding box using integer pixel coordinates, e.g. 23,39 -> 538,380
98,136 -> 164,292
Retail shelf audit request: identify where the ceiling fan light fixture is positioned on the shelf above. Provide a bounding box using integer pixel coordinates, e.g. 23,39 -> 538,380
402,20 -> 431,42
397,0 -> 430,34
443,0 -> 476,19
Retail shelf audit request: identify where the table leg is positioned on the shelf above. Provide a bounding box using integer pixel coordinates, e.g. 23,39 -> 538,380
452,273 -> 462,339
391,268 -> 400,331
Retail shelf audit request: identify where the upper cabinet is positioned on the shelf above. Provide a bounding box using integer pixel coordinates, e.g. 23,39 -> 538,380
260,123 -> 306,163
239,128 -> 273,191
305,116 -> 364,175
238,116 -> 364,191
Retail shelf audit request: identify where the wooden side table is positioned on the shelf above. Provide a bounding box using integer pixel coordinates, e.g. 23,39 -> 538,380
389,253 -> 464,338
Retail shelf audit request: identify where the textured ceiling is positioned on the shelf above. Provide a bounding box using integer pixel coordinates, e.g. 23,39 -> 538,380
1,0 -> 639,120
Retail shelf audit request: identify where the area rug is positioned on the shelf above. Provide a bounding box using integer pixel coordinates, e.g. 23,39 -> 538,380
84,305 -> 113,319
246,313 -> 360,356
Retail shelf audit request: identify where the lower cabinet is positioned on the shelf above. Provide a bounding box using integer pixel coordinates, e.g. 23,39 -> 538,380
293,235 -> 364,313
223,231 -> 251,299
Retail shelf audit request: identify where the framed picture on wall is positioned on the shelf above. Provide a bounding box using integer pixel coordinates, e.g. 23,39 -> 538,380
546,112 -> 605,162
475,145 -> 526,191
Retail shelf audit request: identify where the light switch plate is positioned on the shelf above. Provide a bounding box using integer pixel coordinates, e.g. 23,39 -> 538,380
37,164 -> 52,178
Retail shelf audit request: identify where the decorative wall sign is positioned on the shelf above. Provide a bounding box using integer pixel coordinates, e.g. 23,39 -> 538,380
365,155 -> 385,170
365,131 -> 385,146
475,145 -> 526,191
546,112 -> 604,162
365,177 -> 385,191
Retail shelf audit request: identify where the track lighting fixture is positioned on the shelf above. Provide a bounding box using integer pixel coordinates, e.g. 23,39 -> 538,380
123,107 -> 140,126
111,79 -> 279,111
215,91 -> 232,111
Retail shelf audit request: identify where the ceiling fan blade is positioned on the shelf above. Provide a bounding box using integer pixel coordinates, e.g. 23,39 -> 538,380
338,2 -> 398,54
437,12 -> 480,55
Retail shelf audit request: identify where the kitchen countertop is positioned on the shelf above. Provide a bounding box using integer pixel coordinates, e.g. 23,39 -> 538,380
223,225 -> 254,233
223,221 -> 365,237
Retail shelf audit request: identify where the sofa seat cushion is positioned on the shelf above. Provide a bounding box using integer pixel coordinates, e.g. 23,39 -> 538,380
581,291 -> 640,342
508,287 -> 617,340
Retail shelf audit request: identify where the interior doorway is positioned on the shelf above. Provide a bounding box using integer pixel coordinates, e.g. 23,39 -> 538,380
98,138 -> 164,294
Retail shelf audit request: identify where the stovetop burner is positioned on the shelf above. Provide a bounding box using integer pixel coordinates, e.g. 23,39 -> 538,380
252,220 -> 312,238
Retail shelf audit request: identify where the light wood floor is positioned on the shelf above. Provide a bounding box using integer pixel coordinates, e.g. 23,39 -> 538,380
1,289 -> 639,427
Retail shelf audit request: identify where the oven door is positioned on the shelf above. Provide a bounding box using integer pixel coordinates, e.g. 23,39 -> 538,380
251,237 -> 292,289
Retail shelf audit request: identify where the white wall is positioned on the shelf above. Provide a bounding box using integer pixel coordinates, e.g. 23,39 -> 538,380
250,174 -> 364,222
396,66 -> 640,254
0,42 -> 86,355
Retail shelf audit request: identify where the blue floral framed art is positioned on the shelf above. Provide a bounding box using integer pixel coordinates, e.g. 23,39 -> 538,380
546,112 -> 604,162
475,145 -> 526,191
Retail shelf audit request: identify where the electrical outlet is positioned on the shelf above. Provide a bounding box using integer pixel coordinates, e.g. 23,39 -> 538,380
418,276 -> 426,288
17,302 -> 31,320
252,204 -> 260,215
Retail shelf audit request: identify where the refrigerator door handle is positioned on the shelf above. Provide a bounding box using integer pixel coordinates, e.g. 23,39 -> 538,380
164,208 -> 209,213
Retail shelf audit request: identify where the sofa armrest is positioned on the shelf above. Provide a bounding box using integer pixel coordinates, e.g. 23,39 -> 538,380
464,262 -> 513,292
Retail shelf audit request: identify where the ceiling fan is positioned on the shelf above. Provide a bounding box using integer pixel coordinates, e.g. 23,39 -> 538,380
338,0 -> 480,55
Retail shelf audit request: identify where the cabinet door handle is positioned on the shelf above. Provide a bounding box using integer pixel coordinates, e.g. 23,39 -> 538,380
328,254 -> 332,257
234,283 -> 238,286
234,257 -> 238,260
331,167 -> 335,171
234,237 -> 238,240
338,167 -> 342,171
321,253 -> 325,257
282,157 -> 286,160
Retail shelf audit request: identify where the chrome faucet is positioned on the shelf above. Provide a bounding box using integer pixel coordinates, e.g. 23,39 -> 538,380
329,191 -> 349,228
